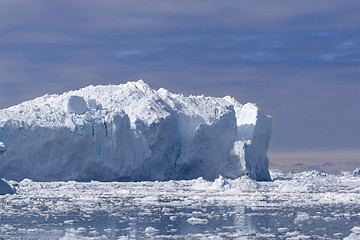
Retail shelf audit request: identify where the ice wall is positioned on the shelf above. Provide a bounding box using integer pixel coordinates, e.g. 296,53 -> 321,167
0,80 -> 272,181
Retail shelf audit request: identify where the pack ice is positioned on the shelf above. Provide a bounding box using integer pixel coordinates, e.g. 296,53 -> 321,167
0,80 -> 271,182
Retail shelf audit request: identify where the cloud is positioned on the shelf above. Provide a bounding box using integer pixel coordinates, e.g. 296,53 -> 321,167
0,31 -> 85,44
0,0 -> 359,154
1,0 -> 359,33
115,50 -> 146,58
113,49 -> 162,59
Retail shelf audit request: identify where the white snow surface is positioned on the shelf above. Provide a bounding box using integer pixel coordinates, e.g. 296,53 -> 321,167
0,80 -> 271,181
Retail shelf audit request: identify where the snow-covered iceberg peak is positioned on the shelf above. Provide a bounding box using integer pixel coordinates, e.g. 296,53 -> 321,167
0,80 -> 272,181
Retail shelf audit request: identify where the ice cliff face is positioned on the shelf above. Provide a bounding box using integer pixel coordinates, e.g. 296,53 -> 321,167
0,80 -> 272,181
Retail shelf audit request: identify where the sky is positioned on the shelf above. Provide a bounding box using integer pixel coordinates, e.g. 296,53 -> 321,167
0,0 -> 359,166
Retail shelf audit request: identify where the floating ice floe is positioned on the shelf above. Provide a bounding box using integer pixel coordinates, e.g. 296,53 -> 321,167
277,182 -> 319,193
0,170 -> 359,238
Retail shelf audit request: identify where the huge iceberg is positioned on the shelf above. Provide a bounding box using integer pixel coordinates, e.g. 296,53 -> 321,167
0,80 -> 272,181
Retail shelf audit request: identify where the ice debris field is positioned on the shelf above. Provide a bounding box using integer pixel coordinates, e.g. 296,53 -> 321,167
0,80 -> 359,239
1,171 -> 360,239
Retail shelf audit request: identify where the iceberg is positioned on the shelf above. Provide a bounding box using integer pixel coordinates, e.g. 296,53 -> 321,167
353,168 -> 360,177
0,178 -> 14,195
0,80 -> 272,181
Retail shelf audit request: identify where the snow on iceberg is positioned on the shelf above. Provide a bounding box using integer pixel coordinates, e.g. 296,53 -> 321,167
0,80 -> 272,181
66,95 -> 88,114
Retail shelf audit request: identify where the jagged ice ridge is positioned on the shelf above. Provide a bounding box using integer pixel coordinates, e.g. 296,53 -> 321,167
0,80 -> 272,181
